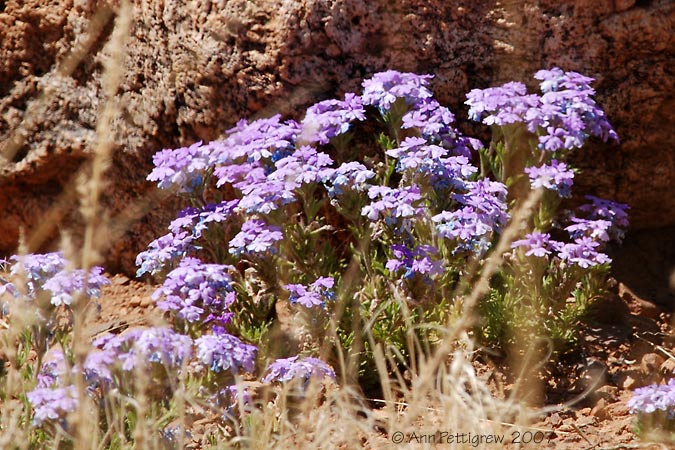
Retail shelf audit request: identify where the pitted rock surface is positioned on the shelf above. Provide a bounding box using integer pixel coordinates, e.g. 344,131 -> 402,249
0,0 -> 673,277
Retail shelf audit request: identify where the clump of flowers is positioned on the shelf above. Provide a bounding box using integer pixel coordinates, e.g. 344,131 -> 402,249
262,356 -> 336,384
0,252 -> 109,307
628,378 -> 675,442
15,68 -> 627,441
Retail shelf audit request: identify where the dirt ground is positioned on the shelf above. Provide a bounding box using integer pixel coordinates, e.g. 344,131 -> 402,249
87,273 -> 675,449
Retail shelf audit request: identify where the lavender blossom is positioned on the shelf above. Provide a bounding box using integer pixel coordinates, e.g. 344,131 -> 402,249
564,217 -> 613,242
578,195 -> 630,242
27,386 -> 78,427
42,266 -> 109,307
261,356 -> 336,384
4,252 -> 66,297
285,277 -> 335,309
466,82 -> 538,125
152,257 -> 235,325
136,231 -> 196,277
556,237 -> 611,268
195,327 -> 257,374
401,98 -> 455,137
1,253 -> 109,306
385,136 -> 477,190
168,200 -> 239,239
362,185 -> 424,222
432,180 -> 508,253
269,146 -> 335,189
229,219 -> 284,257
386,244 -> 444,279
361,71 -> 434,112
211,115 -> 301,164
524,160 -> 575,197
300,93 -> 366,144
466,68 -> 619,152
96,327 -> 193,372
324,161 -> 375,197
511,232 -> 557,257
147,141 -> 212,193
628,378 -> 675,414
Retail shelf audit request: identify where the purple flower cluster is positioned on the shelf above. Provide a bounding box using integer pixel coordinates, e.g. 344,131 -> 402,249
28,326 -> 198,427
27,386 -> 78,427
466,68 -> 618,152
386,136 -> 477,190
433,180 -> 509,254
401,98 -> 456,139
628,378 -> 675,414
386,244 -> 444,280
136,231 -> 196,277
151,257 -> 236,325
0,252 -> 109,306
361,71 -> 434,113
212,114 -> 300,164
268,146 -> 335,190
512,192 -> 628,268
324,161 -> 375,197
300,93 -> 366,145
511,232 -> 553,258
148,141 -> 212,193
513,233 -> 612,268
93,327 -> 194,372
579,195 -> 629,242
229,219 -> 284,257
285,277 -> 335,309
524,160 -> 575,198
362,185 -> 424,223
195,327 -> 257,373
168,201 -> 239,240
261,356 -> 336,384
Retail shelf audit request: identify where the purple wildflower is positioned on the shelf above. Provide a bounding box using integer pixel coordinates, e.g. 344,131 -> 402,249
361,185 -> 424,222
229,219 -> 284,257
511,232 -> 557,257
148,141 -> 212,193
361,71 -> 434,112
401,98 -> 456,137
27,386 -> 78,426
432,181 -> 508,253
195,327 -> 257,374
465,82 -> 538,125
1,253 -> 109,306
300,93 -> 366,145
579,195 -> 630,231
285,277 -> 335,309
386,244 -> 444,279
466,69 -> 619,152
211,115 -> 301,164
214,161 -> 264,188
152,257 -> 235,325
36,349 -> 67,388
237,178 -> 297,214
324,161 -> 375,197
269,146 -> 335,188
136,231 -> 196,277
261,356 -> 336,384
565,217 -> 613,242
41,266 -> 109,307
627,378 -> 675,414
557,237 -> 611,268
168,201 -> 239,239
524,160 -> 575,197
96,327 -> 193,372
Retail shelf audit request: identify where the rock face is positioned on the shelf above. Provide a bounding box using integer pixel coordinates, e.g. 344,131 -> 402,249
0,1 -> 673,281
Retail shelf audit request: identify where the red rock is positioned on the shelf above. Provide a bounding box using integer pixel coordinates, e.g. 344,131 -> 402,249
0,1 -> 673,275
